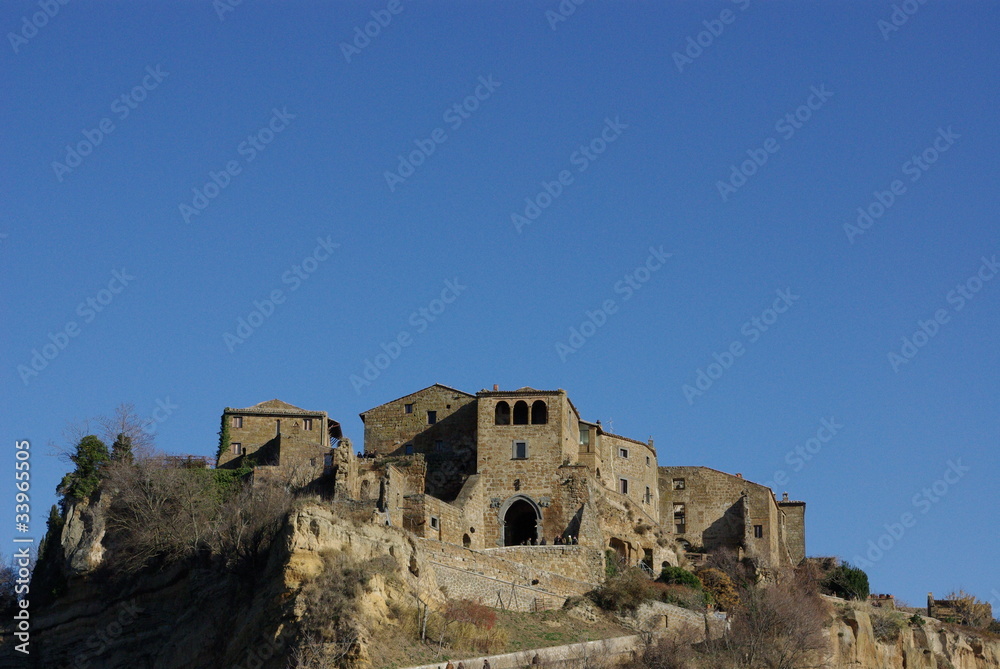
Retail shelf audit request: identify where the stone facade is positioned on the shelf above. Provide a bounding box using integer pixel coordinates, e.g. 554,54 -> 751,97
658,466 -> 805,570
218,399 -> 341,472
222,383 -> 809,604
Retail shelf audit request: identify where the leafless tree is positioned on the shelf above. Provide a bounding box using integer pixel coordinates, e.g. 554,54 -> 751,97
99,402 -> 156,459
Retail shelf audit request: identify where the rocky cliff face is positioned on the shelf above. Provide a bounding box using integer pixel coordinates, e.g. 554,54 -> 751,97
1,501 -> 442,669
829,607 -> 1000,669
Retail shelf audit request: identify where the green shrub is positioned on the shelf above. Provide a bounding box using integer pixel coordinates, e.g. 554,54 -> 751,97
909,613 -> 924,626
822,562 -> 870,600
605,549 -> 620,580
658,566 -> 702,590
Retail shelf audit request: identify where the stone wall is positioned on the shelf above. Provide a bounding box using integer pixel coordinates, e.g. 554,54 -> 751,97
219,401 -> 328,468
599,433 -> 659,512
360,384 -> 477,458
420,539 -> 602,612
658,466 -> 795,569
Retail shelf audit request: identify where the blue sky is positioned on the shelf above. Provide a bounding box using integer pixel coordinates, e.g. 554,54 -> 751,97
2,1 -> 998,608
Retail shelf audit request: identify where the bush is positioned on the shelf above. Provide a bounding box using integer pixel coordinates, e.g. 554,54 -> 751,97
590,568 -> 659,612
696,567 -> 739,611
909,613 -> 924,626
658,566 -> 702,590
822,562 -> 870,600
871,609 -> 907,643
655,582 -> 710,611
605,549 -> 620,580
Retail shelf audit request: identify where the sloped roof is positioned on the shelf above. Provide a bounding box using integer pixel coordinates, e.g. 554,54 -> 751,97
226,399 -> 325,416
359,383 -> 474,418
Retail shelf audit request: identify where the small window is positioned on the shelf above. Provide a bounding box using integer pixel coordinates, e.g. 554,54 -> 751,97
430,517 -> 439,530
513,440 -> 528,460
434,440 -> 445,452
404,444 -> 414,455
673,503 -> 685,532
427,410 -> 437,424
405,403 -> 413,414
619,478 -> 628,495
754,525 -> 764,539
619,448 -> 629,459
231,416 -> 243,428
673,478 -> 685,490
646,456 -> 651,466
645,486 -> 652,504
303,418 -> 313,431
231,443 -> 243,455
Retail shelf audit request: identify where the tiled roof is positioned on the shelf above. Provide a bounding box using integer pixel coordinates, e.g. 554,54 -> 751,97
359,383 -> 475,417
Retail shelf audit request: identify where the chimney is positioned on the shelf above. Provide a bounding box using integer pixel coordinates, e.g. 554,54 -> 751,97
736,473 -> 743,479
493,384 -> 499,391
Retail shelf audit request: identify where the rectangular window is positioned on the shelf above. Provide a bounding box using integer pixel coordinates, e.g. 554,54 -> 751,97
646,456 -> 651,466
579,427 -> 590,446
231,416 -> 243,428
673,478 -> 685,490
619,478 -> 628,495
303,418 -> 313,431
405,403 -> 413,414
619,448 -> 629,459
404,444 -> 414,455
754,525 -> 764,538
645,486 -> 652,504
430,517 -> 439,530
231,443 -> 243,455
427,410 -> 437,424
513,440 -> 528,460
434,440 -> 445,452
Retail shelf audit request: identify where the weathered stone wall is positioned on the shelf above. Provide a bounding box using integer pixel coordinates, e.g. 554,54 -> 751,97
778,500 -> 806,564
219,403 -> 327,468
599,433 -> 659,512
419,539 -> 601,611
658,466 -> 793,569
360,384 -> 477,457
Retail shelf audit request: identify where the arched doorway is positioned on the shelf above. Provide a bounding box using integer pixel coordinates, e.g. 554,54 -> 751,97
500,496 -> 541,546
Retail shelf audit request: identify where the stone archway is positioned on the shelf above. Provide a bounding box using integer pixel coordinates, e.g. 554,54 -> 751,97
499,495 -> 542,546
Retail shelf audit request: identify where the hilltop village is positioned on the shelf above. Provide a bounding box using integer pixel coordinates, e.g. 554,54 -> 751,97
218,384 -> 806,598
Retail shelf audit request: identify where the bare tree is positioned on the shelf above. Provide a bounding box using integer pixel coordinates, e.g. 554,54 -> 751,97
99,402 -> 156,459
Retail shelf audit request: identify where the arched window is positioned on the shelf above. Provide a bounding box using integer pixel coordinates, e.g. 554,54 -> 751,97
463,533 -> 471,548
495,401 -> 511,425
513,401 -> 529,425
530,400 -> 547,424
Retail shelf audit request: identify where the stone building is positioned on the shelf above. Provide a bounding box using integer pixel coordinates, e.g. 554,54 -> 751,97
218,399 -> 343,484
222,385 -> 808,587
658,466 -> 805,571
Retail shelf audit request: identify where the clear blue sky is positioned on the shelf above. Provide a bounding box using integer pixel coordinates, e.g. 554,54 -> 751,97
2,1 -> 998,609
